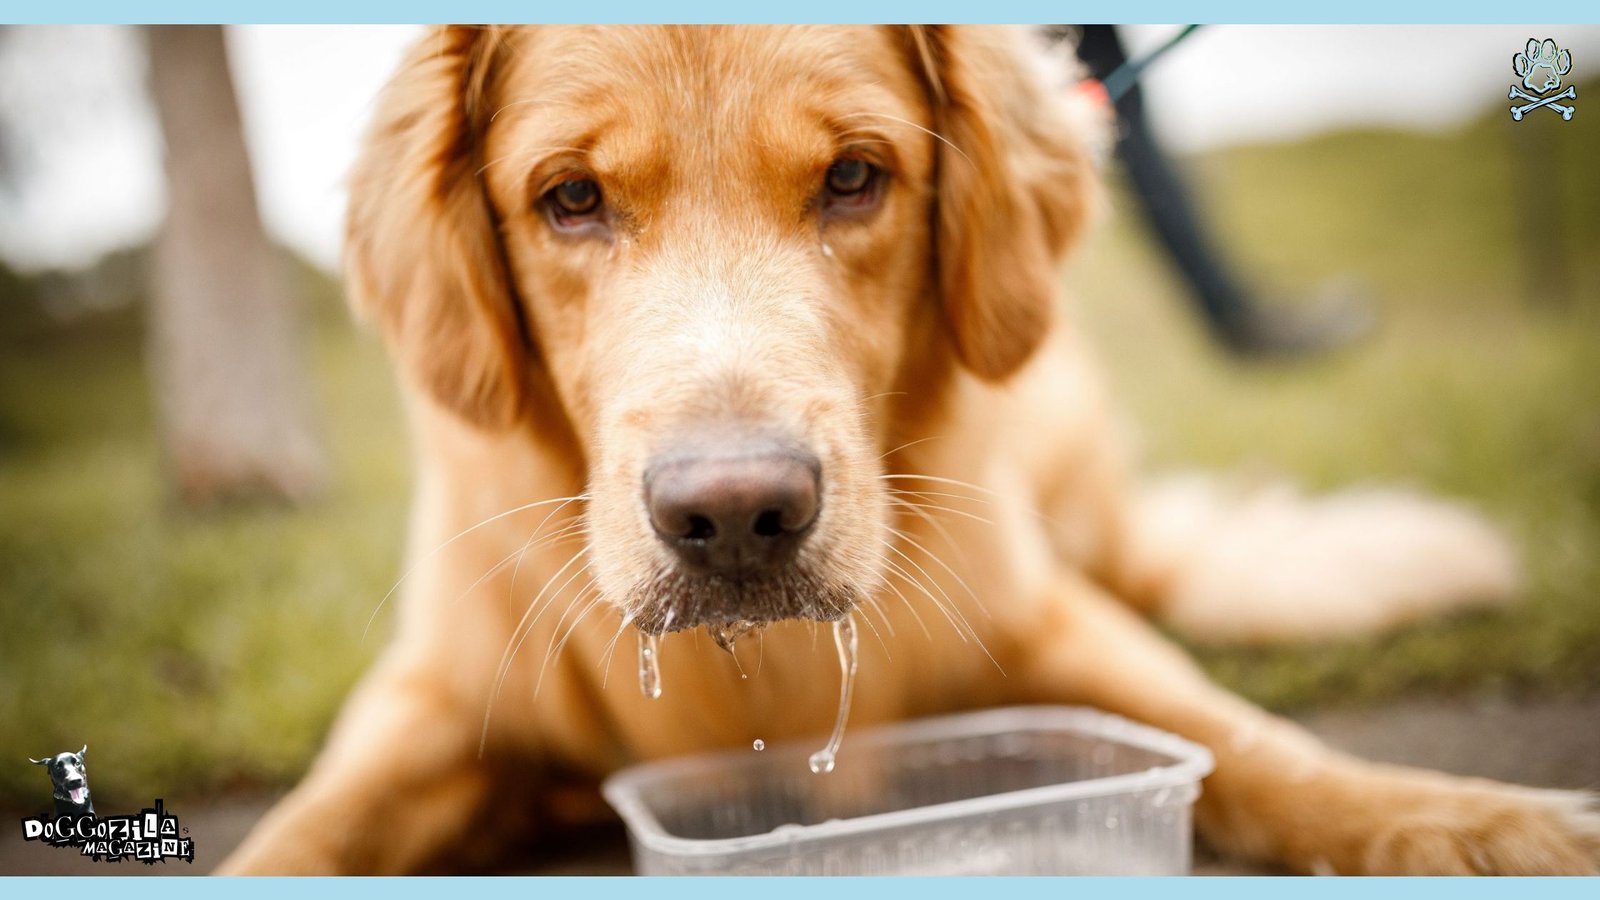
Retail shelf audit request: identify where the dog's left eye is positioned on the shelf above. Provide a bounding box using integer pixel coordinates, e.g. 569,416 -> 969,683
821,157 -> 883,216
826,159 -> 873,196
544,177 -> 605,231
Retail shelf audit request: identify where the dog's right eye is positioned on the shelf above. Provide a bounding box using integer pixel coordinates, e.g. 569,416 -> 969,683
545,178 -> 604,230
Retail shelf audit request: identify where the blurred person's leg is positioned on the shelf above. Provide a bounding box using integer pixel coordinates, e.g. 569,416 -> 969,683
1075,25 -> 1370,358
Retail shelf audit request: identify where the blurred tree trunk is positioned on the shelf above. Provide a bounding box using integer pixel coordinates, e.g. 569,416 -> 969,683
143,25 -> 324,506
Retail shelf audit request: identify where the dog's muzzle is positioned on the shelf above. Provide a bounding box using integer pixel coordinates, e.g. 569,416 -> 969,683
630,430 -> 854,635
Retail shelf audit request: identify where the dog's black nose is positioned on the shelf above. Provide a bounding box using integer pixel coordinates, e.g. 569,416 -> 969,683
645,438 -> 820,575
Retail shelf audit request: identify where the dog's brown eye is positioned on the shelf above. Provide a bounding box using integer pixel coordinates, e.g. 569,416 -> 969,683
820,157 -> 883,220
550,178 -> 601,217
825,158 -> 874,196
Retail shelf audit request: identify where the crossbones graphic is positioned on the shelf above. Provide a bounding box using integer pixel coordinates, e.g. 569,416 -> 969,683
1510,38 -> 1576,121
1510,84 -> 1576,120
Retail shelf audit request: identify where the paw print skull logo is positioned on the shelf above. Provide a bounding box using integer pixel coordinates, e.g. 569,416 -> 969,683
1510,38 -> 1575,121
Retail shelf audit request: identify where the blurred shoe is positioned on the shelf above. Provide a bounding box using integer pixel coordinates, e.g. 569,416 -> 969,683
1220,279 -> 1376,361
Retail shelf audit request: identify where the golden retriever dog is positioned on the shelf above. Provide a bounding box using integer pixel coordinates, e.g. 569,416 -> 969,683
222,24 -> 1599,875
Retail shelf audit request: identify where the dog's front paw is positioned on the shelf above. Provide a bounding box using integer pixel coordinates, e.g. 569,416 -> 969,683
1357,784 -> 1600,875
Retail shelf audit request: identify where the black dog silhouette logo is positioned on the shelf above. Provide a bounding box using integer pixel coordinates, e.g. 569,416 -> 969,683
29,745 -> 93,817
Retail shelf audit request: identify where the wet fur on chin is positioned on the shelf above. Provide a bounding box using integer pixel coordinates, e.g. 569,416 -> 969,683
626,564 -> 859,635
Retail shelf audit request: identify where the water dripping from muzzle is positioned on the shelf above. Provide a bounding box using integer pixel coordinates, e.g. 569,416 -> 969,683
638,632 -> 662,700
710,619 -> 761,679
711,619 -> 759,654
808,613 -> 859,775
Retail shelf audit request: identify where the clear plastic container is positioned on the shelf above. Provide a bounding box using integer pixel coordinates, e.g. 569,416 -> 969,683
601,705 -> 1215,875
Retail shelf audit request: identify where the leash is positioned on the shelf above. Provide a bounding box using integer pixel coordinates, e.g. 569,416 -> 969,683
1075,25 -> 1204,107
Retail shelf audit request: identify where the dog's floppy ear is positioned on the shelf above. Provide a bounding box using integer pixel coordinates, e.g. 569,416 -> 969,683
345,25 -> 532,429
910,25 -> 1103,381
78,745 -> 87,758
29,757 -> 49,765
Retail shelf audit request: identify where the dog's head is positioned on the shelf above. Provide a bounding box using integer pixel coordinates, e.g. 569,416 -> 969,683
30,745 -> 90,807
349,25 -> 1099,635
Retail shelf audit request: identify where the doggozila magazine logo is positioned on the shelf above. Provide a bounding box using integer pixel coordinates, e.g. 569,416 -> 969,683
19,746 -> 196,865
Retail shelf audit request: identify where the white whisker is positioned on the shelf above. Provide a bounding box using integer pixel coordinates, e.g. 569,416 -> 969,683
887,525 -> 988,616
874,570 -> 932,641
522,564 -> 597,698
878,473 -> 997,497
876,435 -> 942,462
881,540 -> 1001,673
876,552 -> 965,641
853,598 -> 891,659
838,111 -> 972,164
888,497 -> 976,581
890,495 -> 995,527
505,500 -> 591,613
366,493 -> 589,641
442,542 -> 544,625
599,611 -> 636,689
534,583 -> 605,699
480,549 -> 590,754
862,593 -> 897,639
883,476 -> 1064,529
476,144 -> 588,175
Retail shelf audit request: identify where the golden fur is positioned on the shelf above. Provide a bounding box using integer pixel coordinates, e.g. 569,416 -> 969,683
222,25 -> 1597,875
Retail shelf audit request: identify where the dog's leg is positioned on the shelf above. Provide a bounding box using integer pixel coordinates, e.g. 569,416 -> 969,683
218,650 -> 516,874
1011,572 -> 1599,874
1118,475 -> 1518,643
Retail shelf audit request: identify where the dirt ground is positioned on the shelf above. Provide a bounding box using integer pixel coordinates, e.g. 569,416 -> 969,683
4,693 -> 1596,876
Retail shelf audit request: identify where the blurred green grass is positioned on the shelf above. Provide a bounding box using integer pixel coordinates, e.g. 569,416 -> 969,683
0,274 -> 408,811
2,101 -> 1597,809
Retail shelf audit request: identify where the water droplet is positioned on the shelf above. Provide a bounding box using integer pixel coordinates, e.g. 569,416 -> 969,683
713,620 -> 759,682
821,243 -> 834,258
711,619 -> 757,652
638,632 -> 661,700
807,750 -> 836,774
752,739 -> 765,752
808,613 -> 858,775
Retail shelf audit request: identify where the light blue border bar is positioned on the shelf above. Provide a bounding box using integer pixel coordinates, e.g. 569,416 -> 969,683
5,876 -> 1600,892
5,2 -> 1600,24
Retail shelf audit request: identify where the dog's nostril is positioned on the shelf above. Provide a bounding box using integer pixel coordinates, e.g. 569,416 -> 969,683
753,509 -> 784,537
685,514 -> 717,541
